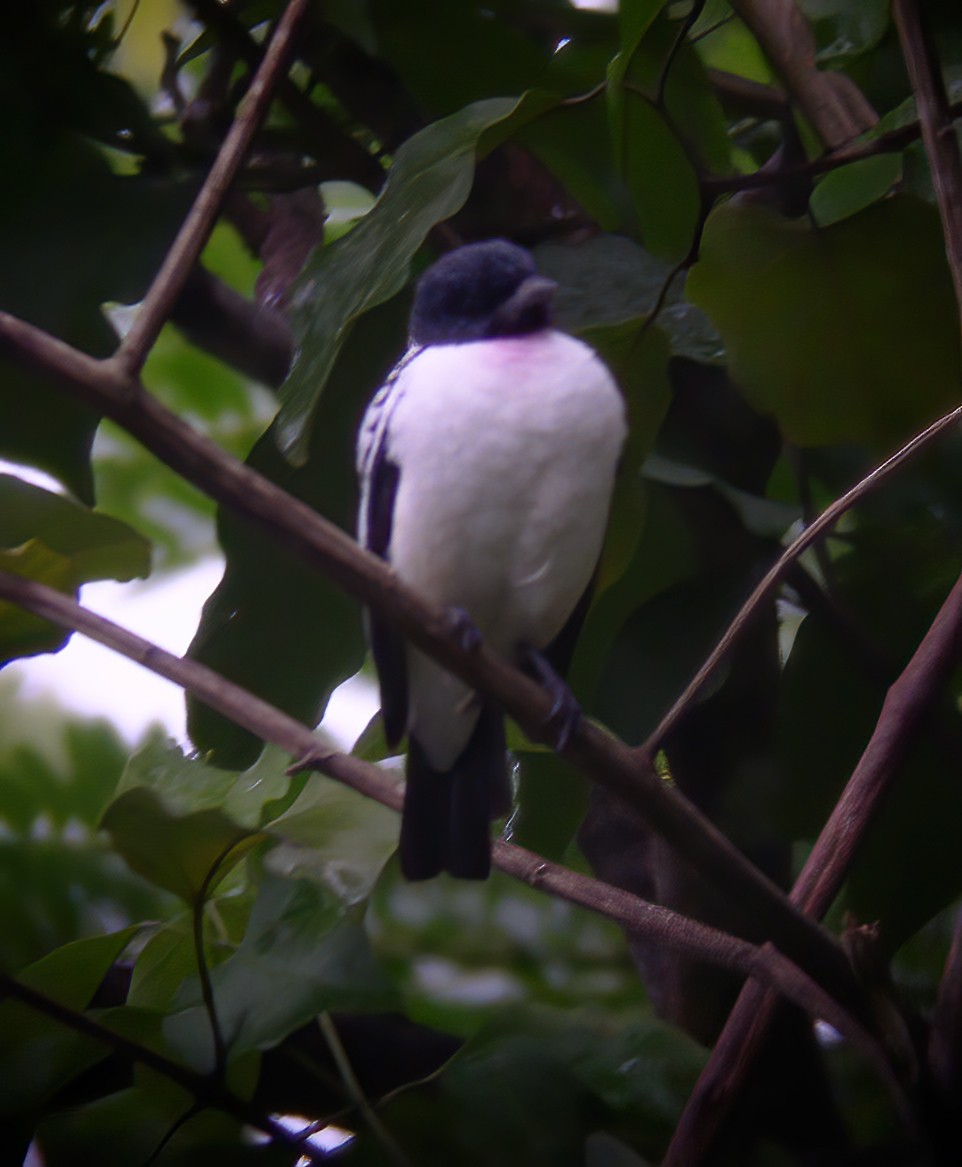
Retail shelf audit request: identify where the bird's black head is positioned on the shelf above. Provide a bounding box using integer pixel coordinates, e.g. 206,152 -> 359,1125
409,239 -> 556,346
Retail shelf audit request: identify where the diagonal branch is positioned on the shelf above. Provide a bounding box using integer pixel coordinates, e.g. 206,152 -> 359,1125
0,969 -> 328,1164
893,0 -> 962,333
729,0 -> 876,149
662,566 -> 962,1166
0,569 -> 895,1083
0,307 -> 857,1009
114,0 -> 312,377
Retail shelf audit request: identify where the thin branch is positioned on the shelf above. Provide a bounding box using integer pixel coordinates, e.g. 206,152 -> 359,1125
114,0 -> 312,376
701,99 -> 961,195
0,970 -> 328,1165
0,570 -> 892,1081
0,310 -> 857,1009
640,402 -> 962,758
663,567 -> 962,1166
893,0 -> 962,335
318,1013 -> 411,1167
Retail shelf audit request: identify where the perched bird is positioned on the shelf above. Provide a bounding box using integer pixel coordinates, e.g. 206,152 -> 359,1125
357,239 -> 626,880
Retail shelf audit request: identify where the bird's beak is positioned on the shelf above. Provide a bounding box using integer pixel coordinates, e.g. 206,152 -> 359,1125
490,275 -> 558,334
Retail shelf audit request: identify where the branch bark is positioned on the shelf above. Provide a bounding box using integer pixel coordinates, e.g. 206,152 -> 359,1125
0,969 -> 328,1164
893,0 -> 962,338
0,306 -> 858,1011
662,567 -> 962,1165
0,569 -> 894,1085
115,0 -> 312,376
729,0 -> 876,148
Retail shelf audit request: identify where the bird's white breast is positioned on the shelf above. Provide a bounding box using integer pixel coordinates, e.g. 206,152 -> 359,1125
378,329 -> 626,769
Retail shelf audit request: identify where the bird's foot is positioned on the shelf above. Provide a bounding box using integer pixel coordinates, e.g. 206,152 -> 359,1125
445,606 -> 484,653
520,644 -> 581,752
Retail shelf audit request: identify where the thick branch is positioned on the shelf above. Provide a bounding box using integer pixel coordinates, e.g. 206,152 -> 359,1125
115,0 -> 312,375
0,570 -> 889,1077
0,308 -> 857,1009
893,0 -> 962,335
171,268 -> 293,387
729,0 -> 876,148
663,567 -> 962,1166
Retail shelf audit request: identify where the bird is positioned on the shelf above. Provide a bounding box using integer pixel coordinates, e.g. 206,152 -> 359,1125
356,239 -> 627,880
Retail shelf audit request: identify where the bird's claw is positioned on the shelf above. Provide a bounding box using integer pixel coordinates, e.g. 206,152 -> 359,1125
445,606 -> 483,653
520,644 -> 582,752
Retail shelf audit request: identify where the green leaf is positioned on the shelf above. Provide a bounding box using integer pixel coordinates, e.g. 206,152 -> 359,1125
100,786 -> 261,903
0,928 -> 140,1121
186,294 -> 407,768
0,135 -> 191,500
0,473 -> 151,663
810,154 -> 903,226
267,772 -> 399,906
281,96 -> 523,463
116,736 -> 295,830
164,872 -> 396,1065
0,474 -> 151,581
687,197 -> 962,448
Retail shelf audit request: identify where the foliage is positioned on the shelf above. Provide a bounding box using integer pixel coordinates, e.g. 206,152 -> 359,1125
2,1 -> 962,1165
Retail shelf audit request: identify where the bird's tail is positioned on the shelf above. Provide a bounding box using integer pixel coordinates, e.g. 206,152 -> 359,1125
399,704 -> 510,880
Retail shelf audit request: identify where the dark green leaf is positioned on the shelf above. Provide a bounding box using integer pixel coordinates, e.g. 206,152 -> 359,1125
810,154 -> 903,226
282,96 -> 523,463
0,928 -> 140,1121
164,872 -> 396,1065
687,197 -> 961,448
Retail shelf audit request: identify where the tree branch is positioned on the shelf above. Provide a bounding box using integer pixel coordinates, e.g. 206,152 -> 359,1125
640,401 -> 962,759
114,0 -> 312,376
0,307 -> 858,1010
170,267 -> 293,388
662,566 -> 962,1166
729,0 -> 876,149
893,0 -> 962,336
0,569 -> 895,1084
0,970 -> 328,1165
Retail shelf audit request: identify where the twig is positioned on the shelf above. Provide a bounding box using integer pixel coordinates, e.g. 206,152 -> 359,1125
640,402 -> 962,758
318,1013 -> 411,1167
701,99 -> 962,195
893,0 -> 962,335
114,0 -> 312,376
0,309 -> 856,1007
0,970 -> 328,1164
0,570 -> 891,1079
662,567 -> 962,1165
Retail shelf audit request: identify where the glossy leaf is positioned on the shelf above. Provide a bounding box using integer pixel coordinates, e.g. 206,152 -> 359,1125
687,197 -> 961,448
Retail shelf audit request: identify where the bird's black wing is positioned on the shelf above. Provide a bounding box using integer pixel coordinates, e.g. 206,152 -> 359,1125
357,356 -> 417,747
543,565 -> 598,678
